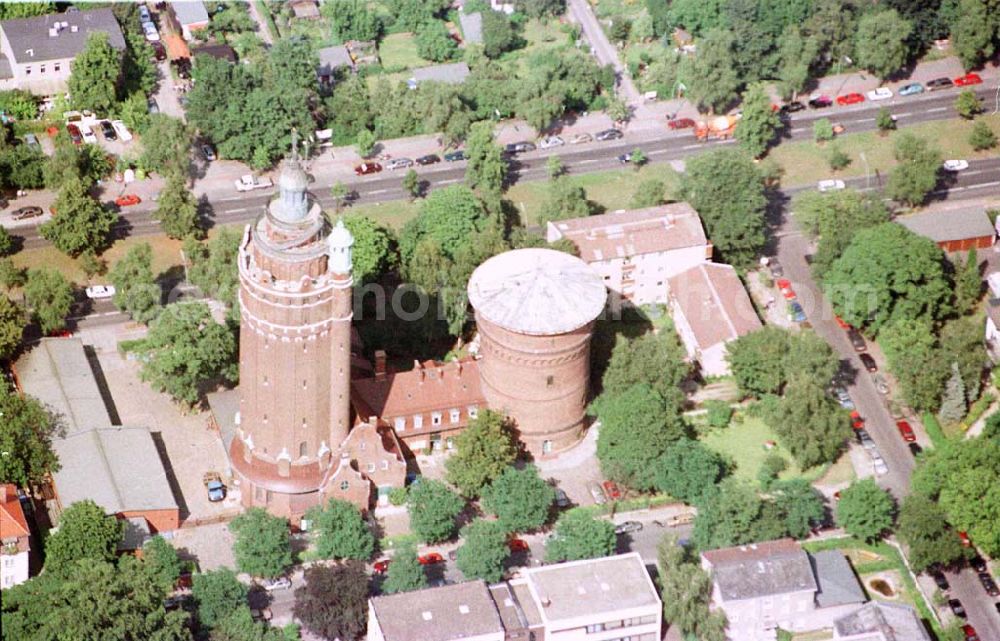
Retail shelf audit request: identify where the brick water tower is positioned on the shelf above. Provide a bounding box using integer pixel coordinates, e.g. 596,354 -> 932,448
230,146 -> 356,519
467,248 -> 607,458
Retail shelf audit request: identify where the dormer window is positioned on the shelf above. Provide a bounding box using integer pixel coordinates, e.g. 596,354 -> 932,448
394,417 -> 405,432
468,406 -> 478,419
449,409 -> 460,423
413,415 -> 423,429
431,412 -> 442,426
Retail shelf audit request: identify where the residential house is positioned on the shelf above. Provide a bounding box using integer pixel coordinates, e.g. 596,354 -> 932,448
832,601 -> 932,641
288,0 -> 320,20
1,485 -> 30,589
0,8 -> 126,95
407,62 -> 471,89
169,1 -> 209,41
701,539 -> 867,641
545,203 -> 714,306
490,0 -> 515,14
896,203 -> 996,252
459,11 -> 483,45
368,581 -> 506,641
316,45 -> 353,85
666,263 -> 762,377
337,421 -> 407,506
14,339 -> 180,533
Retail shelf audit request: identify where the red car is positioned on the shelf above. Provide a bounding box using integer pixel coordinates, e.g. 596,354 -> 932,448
850,410 -> 864,430
508,538 -> 529,553
776,278 -> 791,290
47,329 -> 72,338
958,531 -> 972,547
954,73 -> 983,87
667,118 -> 696,130
418,552 -> 444,565
782,287 -> 797,300
896,420 -> 916,443
115,194 -> 141,207
836,93 -> 865,106
354,162 -> 382,176
963,624 -> 979,641
373,559 -> 391,574
834,315 -> 851,330
67,124 -> 83,145
602,480 -> 622,501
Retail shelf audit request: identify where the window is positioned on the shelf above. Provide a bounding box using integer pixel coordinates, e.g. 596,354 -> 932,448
24,66 -> 31,75
542,440 -> 552,454
431,412 -> 442,426
413,415 -> 423,429
340,480 -> 350,491
359,441 -> 366,451
39,64 -> 45,74
546,375 -> 554,387
54,62 -> 60,72
367,463 -> 375,473
449,409 -> 460,424
381,460 -> 389,470
302,379 -> 307,389
394,417 -> 405,432
468,406 -> 478,419
446,437 -> 454,450
299,442 -> 307,457
585,623 -> 605,633
263,414 -> 268,423
263,375 -> 269,386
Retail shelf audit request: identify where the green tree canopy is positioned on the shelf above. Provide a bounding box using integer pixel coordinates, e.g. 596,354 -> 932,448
211,606 -> 286,641
951,0 -> 997,70
109,243 -> 161,324
45,500 -> 124,571
142,535 -> 182,594
416,20 -> 458,62
657,535 -> 729,641
854,9 -> 913,80
305,498 -> 375,561
401,185 -> 488,265
793,189 -> 891,277
293,563 -> 369,641
763,376 -> 851,469
653,438 -> 728,505
0,295 -> 23,361
735,83 -> 781,158
601,328 -> 690,406
545,510 -> 616,562
342,213 -> 397,284
678,28 -> 742,113
969,120 -> 998,151
39,178 -> 117,257
464,121 -> 507,207
456,519 -> 509,582
184,227 -> 241,312
692,479 -> 767,549
407,478 -> 465,543
382,542 -> 427,594
68,32 -> 123,114
629,179 -> 666,208
445,409 -> 517,497
886,133 -> 942,207
139,115 -> 192,177
879,319 -> 948,412
0,385 -> 61,488
193,568 -> 249,629
726,327 -> 840,398
481,10 -> 518,58
537,176 -> 594,226
776,25 -> 819,99
228,508 -> 293,579
898,494 -> 968,572
157,173 -> 201,240
836,479 -> 895,542
23,268 -> 74,335
481,465 -> 555,532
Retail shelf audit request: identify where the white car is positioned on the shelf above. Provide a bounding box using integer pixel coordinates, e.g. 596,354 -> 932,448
817,179 -> 846,192
143,22 -> 160,42
943,159 -> 969,171
111,120 -> 133,142
871,452 -> 889,475
138,5 -> 151,22
385,157 -> 413,170
866,87 -> 893,101
85,285 -> 116,300
260,577 -> 291,592
538,136 -> 564,149
80,125 -> 97,144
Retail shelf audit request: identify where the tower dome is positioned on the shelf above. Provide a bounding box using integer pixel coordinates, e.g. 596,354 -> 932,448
328,219 -> 354,275
271,141 -> 310,224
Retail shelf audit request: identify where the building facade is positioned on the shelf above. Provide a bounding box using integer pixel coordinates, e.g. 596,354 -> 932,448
1,485 -> 30,590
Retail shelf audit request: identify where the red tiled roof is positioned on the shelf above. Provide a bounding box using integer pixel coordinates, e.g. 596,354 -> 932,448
1,484 -> 29,539
667,263 -> 762,350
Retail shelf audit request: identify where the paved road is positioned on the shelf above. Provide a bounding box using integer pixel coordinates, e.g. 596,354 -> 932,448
773,175 -> 1000,640
566,0 -> 642,106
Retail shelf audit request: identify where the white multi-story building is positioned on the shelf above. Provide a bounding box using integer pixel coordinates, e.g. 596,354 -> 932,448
1,484 -> 31,590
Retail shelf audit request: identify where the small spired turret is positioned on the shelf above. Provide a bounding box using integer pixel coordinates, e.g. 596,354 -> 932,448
271,133 -> 311,224
328,219 -> 354,276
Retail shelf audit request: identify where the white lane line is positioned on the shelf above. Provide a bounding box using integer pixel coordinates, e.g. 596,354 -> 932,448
855,117 -> 875,123
682,144 -> 701,150
791,128 -> 806,134
648,149 -> 670,155
219,196 -> 242,201
896,112 -> 912,117
930,181 -> 1000,196
578,158 -> 600,164
369,189 -> 389,195
928,107 -> 947,113
228,207 -> 248,213
436,178 -> 461,185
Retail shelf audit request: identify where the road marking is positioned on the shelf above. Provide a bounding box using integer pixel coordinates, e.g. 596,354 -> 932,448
682,144 -> 701,150
436,178 -> 461,185
219,196 -> 242,201
369,189 -> 389,194
929,181 -> 1000,196
228,207 -> 248,213
928,107 -> 947,112
896,112 -> 912,117
578,158 -> 600,164
855,117 -> 875,123
791,128 -> 806,134
648,149 -> 669,155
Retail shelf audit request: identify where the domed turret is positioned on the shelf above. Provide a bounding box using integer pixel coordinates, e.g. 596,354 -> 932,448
328,219 -> 354,276
272,137 -> 310,223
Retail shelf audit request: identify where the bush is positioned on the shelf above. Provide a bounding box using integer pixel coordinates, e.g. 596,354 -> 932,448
827,145 -> 851,171
704,400 -> 733,429
813,118 -> 834,143
388,487 -> 408,506
757,452 -> 787,488
969,121 -> 997,151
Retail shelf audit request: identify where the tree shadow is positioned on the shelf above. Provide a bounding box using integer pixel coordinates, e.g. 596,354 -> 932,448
197,193 -> 217,232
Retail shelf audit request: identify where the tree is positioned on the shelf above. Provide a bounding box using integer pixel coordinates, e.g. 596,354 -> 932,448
836,479 -> 895,542
692,479 -> 766,550
726,327 -> 791,396
628,148 -> 647,169
608,97 -> 631,124
139,115 -> 192,177
951,0 -> 996,70
854,10 -> 913,80
445,409 -> 517,497
876,107 -> 896,133
193,568 -> 249,629
355,129 -> 376,158
657,536 -> 729,641
306,498 -> 375,561
39,178 -> 117,257
185,227 -> 241,311
402,185 -> 487,263
609,17 -> 632,44
939,363 -> 967,423
880,319 -> 948,412
481,9 -> 518,58
207,3 -> 257,38
342,213 -> 396,284
0,295 -> 22,361
512,0 -> 564,18
940,315 -> 988,403
771,479 -> 825,538
68,32 -> 122,114
156,173 -> 201,240
456,519 -> 509,582
0,258 -> 26,290
402,168 -> 420,200
824,223 -> 951,334
23,269 -> 73,335
135,302 -> 238,406
630,179 -> 665,208
678,149 -> 766,266
653,438 -> 728,504
757,452 -> 788,489
969,121 -> 998,151
956,90 -> 983,120
0,225 -> 12,259
545,510 -> 616,562
827,145 -> 851,171
0,386 -> 60,488
886,133 -> 942,207
794,189 -> 890,277
109,243 -> 161,324
212,606 -> 286,641
764,376 -> 850,469
813,118 -> 835,143
678,28 -> 742,113
294,563 -> 368,641
78,250 -> 106,279
898,494 -> 968,572
736,83 -> 781,158
45,500 -> 124,570
416,20 -> 458,62
229,508 -> 293,579
776,25 -> 819,100
594,383 -> 687,490
481,465 -> 555,532
330,181 -> 350,214
537,176 -> 593,225
464,121 -> 507,205
382,542 -> 427,594
407,478 -> 465,543
142,536 -> 182,594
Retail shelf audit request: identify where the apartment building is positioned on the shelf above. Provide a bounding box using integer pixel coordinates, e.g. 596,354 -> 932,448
1,485 -> 30,589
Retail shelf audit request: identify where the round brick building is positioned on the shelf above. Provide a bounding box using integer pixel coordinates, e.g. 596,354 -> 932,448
468,248 -> 607,458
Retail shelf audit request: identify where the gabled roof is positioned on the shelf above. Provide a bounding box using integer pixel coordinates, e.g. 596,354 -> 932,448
702,539 -> 816,601
896,205 -> 995,244
409,62 -> 471,86
459,11 -> 483,44
1,484 -> 30,540
667,263 -> 761,351
0,9 -> 126,65
351,357 -> 485,422
833,601 -> 932,641
170,1 -> 209,26
317,45 -> 353,75
810,550 -> 866,608
370,580 -> 505,641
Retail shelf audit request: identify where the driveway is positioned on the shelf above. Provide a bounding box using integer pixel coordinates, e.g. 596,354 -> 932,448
566,0 -> 642,107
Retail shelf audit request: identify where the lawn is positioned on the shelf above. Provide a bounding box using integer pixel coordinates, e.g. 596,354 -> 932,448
699,415 -> 806,485
593,0 -> 647,20
507,19 -> 570,77
774,114 -> 1000,188
379,32 -> 425,71
328,199 -> 418,231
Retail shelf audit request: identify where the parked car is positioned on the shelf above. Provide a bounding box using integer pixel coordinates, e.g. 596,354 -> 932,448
554,488 -> 571,508
768,259 -> 784,278
589,483 -> 607,505
99,120 -> 117,141
963,624 -> 979,641
850,410 -> 865,430
958,531 -> 972,547
203,472 -> 226,501
847,329 -> 866,352
954,73 -> 983,87
970,556 -> 988,573
260,577 -> 291,592
568,133 -> 593,144
385,157 -> 413,170
614,521 -> 643,535
873,374 -> 889,395
943,159 -> 969,171
808,95 -> 833,109
780,102 -> 805,114
908,442 -> 923,456
66,123 -> 83,145
200,144 -> 216,161
143,21 -> 160,41
926,77 -> 953,90
834,315 -> 851,330
899,83 -> 924,96
834,387 -> 854,409
866,87 -> 893,101
818,179 -> 846,192
138,4 -> 152,22
505,142 -> 536,154
151,40 -> 167,61
667,117 -> 696,129
354,162 -> 382,175
415,154 -> 440,165
443,150 -> 466,162
85,285 -> 116,299
111,120 -> 133,142
594,128 -> 623,141
859,432 -> 877,451
508,538 -> 530,552
949,599 -> 967,618
872,452 -> 888,475
538,136 -> 564,149
978,573 -> 998,596
836,93 -> 865,106
930,569 -> 950,590
602,480 -> 622,501
417,553 -> 444,565
147,97 -> 159,114
23,133 -> 40,150
81,125 -> 97,144
373,559 -> 391,574
12,206 -> 43,220
896,420 -> 916,443
789,301 -> 807,322
115,194 -> 141,207
859,353 -> 877,372
617,152 -> 636,164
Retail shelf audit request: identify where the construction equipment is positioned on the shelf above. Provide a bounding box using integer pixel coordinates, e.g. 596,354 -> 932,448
694,114 -> 740,141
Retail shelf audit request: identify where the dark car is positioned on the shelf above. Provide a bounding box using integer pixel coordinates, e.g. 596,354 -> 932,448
147,97 -> 159,114
151,41 -> 167,61
926,77 -> 954,90
100,120 -> 117,141
443,150 -> 466,162
948,598 -> 966,618
847,329 -> 866,352
66,123 -> 83,145
859,353 -> 877,373
415,154 -> 440,165
808,95 -> 833,109
908,442 -> 923,456
780,101 -> 806,113
970,556 -> 988,573
930,569 -> 950,591
667,117 -> 696,130
979,572 -> 999,596
505,142 -> 536,154
855,427 -> 871,443
12,206 -> 44,220
595,128 -> 623,141
354,162 -> 382,175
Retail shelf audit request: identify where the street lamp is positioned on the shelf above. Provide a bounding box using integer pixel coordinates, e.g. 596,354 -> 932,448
860,152 -> 871,190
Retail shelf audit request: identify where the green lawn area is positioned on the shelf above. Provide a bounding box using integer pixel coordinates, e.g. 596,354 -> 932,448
379,32 -> 426,71
593,0 -> 647,19
507,19 -> 570,77
699,415 -> 806,485
328,199 -> 418,231
774,114 -> 1000,188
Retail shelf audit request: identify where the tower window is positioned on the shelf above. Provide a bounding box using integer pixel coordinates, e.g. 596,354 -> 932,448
367,463 -> 375,473
468,406 -> 478,419
299,442 -> 307,457
431,412 -> 442,426
263,414 -> 268,423
302,380 -> 307,389
394,417 -> 405,432
413,415 -> 423,429
263,375 -> 269,386
542,440 -> 553,454
546,375 -> 555,387
450,409 -> 460,424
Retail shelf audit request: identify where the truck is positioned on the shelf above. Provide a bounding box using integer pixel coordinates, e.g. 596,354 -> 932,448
203,472 -> 226,502
694,114 -> 740,141
234,174 -> 273,192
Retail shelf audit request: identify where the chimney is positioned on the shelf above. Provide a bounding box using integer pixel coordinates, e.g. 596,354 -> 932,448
374,350 -> 387,380
414,360 -> 425,383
